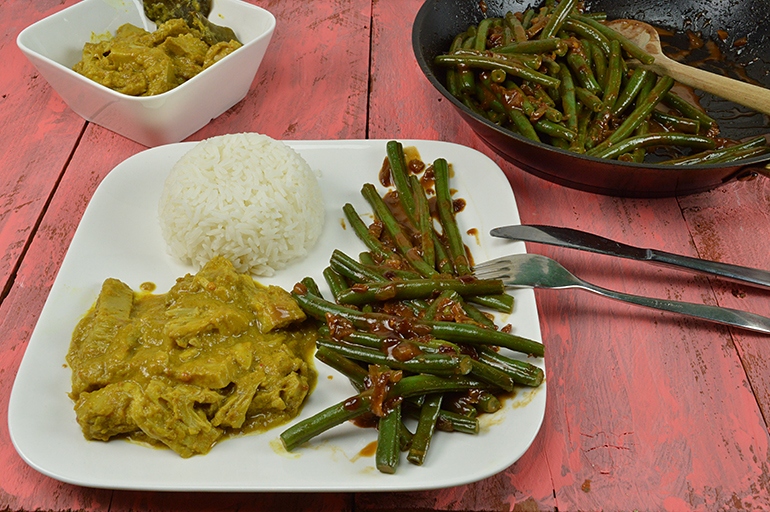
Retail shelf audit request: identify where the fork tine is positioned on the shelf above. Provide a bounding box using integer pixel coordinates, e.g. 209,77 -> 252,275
473,256 -> 516,280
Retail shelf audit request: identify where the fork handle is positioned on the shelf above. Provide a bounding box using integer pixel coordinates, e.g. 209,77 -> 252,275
581,282 -> 770,334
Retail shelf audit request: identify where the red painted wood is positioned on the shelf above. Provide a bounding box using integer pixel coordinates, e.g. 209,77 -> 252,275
0,0 -> 85,297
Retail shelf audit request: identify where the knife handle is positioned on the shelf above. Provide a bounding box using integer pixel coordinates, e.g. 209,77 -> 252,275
650,250 -> 770,290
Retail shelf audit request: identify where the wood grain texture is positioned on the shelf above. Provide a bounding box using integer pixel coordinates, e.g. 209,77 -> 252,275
0,0 -> 84,298
193,0 -> 372,142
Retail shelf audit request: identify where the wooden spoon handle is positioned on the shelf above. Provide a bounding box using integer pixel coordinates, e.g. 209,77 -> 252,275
644,57 -> 770,116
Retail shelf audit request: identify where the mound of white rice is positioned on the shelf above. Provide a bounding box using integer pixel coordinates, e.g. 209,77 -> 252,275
158,133 -> 324,276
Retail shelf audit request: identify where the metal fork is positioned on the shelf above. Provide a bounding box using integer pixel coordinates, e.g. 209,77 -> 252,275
474,253 -> 770,334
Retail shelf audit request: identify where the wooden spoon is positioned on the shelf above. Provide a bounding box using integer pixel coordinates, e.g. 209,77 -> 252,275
606,19 -> 770,116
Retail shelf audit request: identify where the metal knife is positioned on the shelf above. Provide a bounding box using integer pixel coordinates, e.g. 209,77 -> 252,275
490,224 -> 770,290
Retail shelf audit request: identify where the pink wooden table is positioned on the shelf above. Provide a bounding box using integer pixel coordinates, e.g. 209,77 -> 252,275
2,0 -> 770,510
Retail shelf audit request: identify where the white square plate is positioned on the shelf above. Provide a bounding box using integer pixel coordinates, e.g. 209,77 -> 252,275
8,139 -> 545,491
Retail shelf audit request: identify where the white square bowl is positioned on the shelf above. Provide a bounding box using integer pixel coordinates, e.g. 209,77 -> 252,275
17,0 -> 276,147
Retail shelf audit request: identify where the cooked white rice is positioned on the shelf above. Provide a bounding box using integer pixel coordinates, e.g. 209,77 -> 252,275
158,133 -> 324,276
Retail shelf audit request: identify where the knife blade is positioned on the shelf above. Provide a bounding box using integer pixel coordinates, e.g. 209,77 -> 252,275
490,224 -> 770,290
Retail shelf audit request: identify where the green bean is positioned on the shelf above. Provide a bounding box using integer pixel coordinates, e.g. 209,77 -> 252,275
589,39 -> 608,87
458,299 -> 498,329
342,203 -> 395,262
300,276 -> 322,297
434,158 -> 472,276
292,291 -> 544,356
434,54 -> 560,88
661,91 -> 717,132
509,106 -> 542,142
651,110 -> 700,134
335,278 -> 505,306
592,132 -> 715,160
539,0 -> 577,40
330,249 -> 387,284
317,338 -> 474,376
707,146 -> 770,164
558,65 -> 578,133
561,18 -> 611,56
568,13 -> 655,64
575,86 -> 604,113
477,346 -> 544,387
569,104 -> 591,153
385,140 -> 416,225
445,32 -> 466,97
434,409 -> 479,434
407,393 -> 443,466
611,68 -> 655,117
535,118 -> 577,141
475,391 -> 502,413
566,51 -> 602,95
468,359 -> 516,392
521,8 -> 536,29
389,374 -> 488,399
376,401 -> 402,474
496,38 -> 568,56
505,11 -> 528,42
361,183 -> 438,278
322,266 -> 348,300
315,346 -> 367,392
663,135 -> 768,165
475,18 -> 495,51
589,75 -> 675,155
423,319 -> 544,357
280,392 -> 373,451
602,39 -> 623,108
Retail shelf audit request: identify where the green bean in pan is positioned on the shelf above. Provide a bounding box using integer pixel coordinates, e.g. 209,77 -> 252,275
436,2 -> 769,164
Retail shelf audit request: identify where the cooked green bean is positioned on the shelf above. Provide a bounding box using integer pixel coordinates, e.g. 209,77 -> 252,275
317,338 -> 474,377
376,401 -> 402,474
335,278 -> 505,306
539,0 -> 577,40
589,75 -> 675,155
651,110 -> 700,134
661,91 -> 718,131
434,54 -> 560,88
575,86 -> 604,113
434,158 -> 472,276
566,51 -> 602,95
496,38 -> 568,56
342,203 -> 394,262
568,13 -> 655,64
406,393 -> 443,465
592,132 -> 716,160
663,135 -> 768,165
559,65 -> 578,132
361,183 -> 438,278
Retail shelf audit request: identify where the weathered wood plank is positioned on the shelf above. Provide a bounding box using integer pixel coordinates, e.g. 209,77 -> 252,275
0,0 -> 84,298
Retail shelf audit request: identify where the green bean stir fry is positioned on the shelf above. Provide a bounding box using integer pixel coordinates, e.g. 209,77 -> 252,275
434,0 -> 770,164
280,141 -> 544,474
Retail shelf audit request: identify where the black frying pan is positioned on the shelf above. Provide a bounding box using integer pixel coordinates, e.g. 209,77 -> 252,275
412,0 -> 770,197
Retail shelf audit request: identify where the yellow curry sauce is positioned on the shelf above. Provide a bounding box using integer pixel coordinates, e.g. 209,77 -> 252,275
66,256 -> 317,458
72,18 -> 241,96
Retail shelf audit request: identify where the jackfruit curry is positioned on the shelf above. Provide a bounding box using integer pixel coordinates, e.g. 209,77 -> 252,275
72,16 -> 241,96
66,257 -> 317,458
